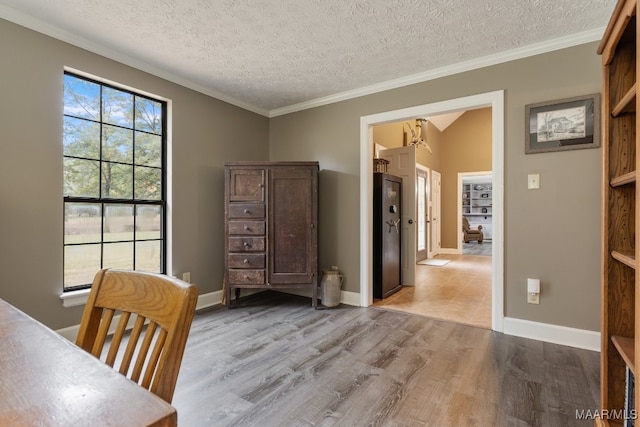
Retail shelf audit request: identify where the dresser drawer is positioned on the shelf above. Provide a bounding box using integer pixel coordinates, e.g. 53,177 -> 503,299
228,237 -> 265,252
228,203 -> 265,219
228,269 -> 265,285
228,220 -> 265,236
228,254 -> 265,269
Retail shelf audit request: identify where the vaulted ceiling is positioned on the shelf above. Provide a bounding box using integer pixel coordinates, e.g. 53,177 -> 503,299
0,0 -> 616,116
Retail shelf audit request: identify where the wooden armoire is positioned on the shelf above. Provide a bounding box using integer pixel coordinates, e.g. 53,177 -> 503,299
224,161 -> 319,308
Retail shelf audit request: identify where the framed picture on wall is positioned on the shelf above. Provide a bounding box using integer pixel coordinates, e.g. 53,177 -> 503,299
525,93 -> 600,154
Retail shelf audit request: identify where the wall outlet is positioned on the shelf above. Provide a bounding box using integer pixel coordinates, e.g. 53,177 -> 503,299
527,293 -> 539,304
182,272 -> 191,283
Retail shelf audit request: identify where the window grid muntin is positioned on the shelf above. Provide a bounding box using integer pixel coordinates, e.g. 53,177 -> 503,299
63,72 -> 166,291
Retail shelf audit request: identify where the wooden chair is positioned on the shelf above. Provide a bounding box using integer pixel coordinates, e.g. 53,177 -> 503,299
76,269 -> 198,403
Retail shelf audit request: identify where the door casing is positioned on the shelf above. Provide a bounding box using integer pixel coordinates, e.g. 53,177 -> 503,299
359,90 -> 505,332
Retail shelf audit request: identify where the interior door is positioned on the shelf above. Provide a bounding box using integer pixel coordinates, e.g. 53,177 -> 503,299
416,166 -> 429,262
379,146 -> 416,287
431,170 -> 442,256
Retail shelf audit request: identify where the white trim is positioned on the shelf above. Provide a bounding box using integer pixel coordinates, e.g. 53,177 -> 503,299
278,288 -> 361,307
438,247 -> 461,255
59,288 -> 91,308
339,290 -> 361,307
0,3 -> 601,118
416,163 -> 431,259
269,29 -> 604,117
360,90 -> 505,333
503,317 -> 600,352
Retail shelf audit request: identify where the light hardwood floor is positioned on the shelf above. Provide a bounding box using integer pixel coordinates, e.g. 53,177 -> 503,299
373,252 -> 492,329
171,291 -> 599,426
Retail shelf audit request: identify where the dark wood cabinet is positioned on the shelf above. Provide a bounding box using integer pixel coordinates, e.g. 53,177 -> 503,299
373,173 -> 402,299
224,161 -> 319,308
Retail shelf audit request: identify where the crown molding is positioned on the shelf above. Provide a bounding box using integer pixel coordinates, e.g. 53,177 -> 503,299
268,27 -> 605,117
0,4 -> 603,119
0,4 -> 270,117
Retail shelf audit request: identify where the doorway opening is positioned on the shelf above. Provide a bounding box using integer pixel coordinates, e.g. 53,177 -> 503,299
460,172 -> 493,256
416,165 -> 430,262
359,90 -> 504,332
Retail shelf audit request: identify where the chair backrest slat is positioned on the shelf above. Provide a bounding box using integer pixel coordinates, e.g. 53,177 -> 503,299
119,314 -> 146,376
105,311 -> 130,367
131,321 -> 157,383
76,269 -> 198,403
143,329 -> 168,390
91,308 -> 115,357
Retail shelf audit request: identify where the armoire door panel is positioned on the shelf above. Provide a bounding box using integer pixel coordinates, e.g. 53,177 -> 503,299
228,169 -> 265,202
269,167 -> 317,284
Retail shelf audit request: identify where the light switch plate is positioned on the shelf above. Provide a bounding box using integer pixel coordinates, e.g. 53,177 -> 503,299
528,174 -> 540,189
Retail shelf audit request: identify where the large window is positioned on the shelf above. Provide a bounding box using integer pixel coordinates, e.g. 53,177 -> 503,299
63,72 -> 166,291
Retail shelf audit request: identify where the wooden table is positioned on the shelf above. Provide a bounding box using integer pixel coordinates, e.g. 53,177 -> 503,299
0,298 -> 177,426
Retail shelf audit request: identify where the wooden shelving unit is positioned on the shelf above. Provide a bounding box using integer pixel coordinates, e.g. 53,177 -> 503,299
462,181 -> 493,240
598,0 -> 639,425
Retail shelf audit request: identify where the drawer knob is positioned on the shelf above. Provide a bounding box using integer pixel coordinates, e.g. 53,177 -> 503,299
243,259 -> 249,264
244,225 -> 249,230
244,275 -> 248,280
244,209 -> 250,214
243,242 -> 250,247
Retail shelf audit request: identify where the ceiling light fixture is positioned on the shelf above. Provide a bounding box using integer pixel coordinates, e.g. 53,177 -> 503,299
404,120 -> 433,154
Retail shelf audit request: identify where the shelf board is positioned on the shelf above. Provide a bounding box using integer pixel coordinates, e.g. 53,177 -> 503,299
611,250 -> 636,269
598,0 -> 637,64
612,335 -> 635,374
610,171 -> 636,187
612,83 -> 637,116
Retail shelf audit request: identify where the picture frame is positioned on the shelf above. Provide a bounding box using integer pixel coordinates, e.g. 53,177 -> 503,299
525,93 -> 600,154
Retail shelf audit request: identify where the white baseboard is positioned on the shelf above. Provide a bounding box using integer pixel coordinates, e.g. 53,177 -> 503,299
438,247 -> 461,255
277,288 -> 360,307
503,317 -> 600,352
56,290 -> 226,342
340,290 -> 361,306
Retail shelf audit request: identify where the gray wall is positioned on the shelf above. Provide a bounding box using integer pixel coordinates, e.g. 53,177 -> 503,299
270,42 -> 602,332
0,18 -> 268,329
0,16 -> 602,333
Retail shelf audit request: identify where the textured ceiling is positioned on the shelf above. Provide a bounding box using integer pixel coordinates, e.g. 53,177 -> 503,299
0,0 -> 616,116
